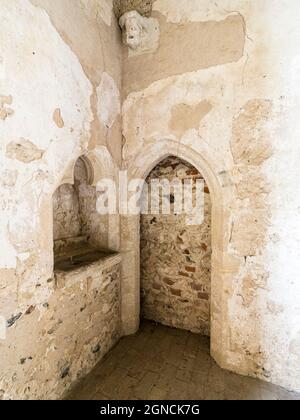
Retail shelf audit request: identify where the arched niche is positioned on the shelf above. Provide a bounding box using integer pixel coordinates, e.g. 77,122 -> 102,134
57,147 -> 119,188
53,155 -> 95,260
52,147 -> 121,268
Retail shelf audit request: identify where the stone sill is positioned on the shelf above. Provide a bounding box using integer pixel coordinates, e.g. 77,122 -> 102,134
54,252 -> 121,290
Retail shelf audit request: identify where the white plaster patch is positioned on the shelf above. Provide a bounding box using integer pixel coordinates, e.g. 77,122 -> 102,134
97,73 -> 121,129
0,0 -> 93,277
0,56 -> 6,81
0,0 -> 93,152
18,252 -> 30,262
0,226 -> 17,269
0,316 -> 6,340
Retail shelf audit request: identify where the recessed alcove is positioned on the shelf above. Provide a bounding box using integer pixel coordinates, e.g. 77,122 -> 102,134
53,156 -> 118,274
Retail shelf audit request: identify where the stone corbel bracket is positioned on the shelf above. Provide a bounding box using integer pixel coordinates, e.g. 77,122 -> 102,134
119,11 -> 148,50
119,10 -> 159,53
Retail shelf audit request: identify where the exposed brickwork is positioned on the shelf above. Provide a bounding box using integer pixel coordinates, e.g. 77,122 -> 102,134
140,156 -> 212,336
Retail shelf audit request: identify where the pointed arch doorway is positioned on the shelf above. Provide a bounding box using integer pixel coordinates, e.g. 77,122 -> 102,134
120,139 -> 238,370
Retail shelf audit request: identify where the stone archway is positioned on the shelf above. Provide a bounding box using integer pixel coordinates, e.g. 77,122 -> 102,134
121,139 -> 239,369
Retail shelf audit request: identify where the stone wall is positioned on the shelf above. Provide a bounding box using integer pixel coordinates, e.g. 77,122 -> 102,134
53,183 -> 82,242
1,257 -> 121,400
141,156 -> 212,336
121,0 -> 300,393
55,256 -> 121,400
53,159 -> 84,243
75,158 -> 110,250
113,0 -> 154,19
53,157 -> 110,250
0,0 -> 122,400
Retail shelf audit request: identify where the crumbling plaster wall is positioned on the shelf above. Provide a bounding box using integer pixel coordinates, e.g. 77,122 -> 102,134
121,0 -> 300,392
0,0 -> 122,400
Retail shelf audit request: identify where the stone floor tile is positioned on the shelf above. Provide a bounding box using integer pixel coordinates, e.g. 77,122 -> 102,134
68,373 -> 102,400
114,375 -> 140,400
92,392 -> 110,400
148,385 -> 169,400
66,320 -> 300,401
98,367 -> 128,398
131,371 -> 158,400
166,379 -> 191,400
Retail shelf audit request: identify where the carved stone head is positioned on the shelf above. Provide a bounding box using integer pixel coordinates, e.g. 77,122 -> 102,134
119,11 -> 145,50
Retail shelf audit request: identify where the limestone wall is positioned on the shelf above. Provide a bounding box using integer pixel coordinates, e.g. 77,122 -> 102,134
121,0 -> 300,393
141,156 -> 212,336
0,0 -> 122,400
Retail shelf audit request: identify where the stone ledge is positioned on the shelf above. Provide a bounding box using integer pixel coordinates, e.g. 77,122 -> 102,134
54,253 -> 122,290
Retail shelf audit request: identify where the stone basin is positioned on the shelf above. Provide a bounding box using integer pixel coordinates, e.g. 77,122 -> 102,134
54,247 -> 118,273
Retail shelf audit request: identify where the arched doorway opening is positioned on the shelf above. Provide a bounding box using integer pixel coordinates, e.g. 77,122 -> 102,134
140,155 -> 212,337
121,139 -> 237,370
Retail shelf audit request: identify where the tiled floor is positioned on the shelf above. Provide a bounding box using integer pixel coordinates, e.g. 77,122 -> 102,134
67,321 -> 300,401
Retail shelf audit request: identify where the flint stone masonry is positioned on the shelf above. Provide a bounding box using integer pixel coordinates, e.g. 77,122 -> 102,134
113,0 -> 153,19
141,156 -> 212,336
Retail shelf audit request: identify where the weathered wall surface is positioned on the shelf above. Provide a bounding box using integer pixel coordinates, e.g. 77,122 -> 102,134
140,156 -> 212,335
53,183 -> 82,242
53,157 -> 110,250
75,158 -> 110,250
1,0 -> 300,398
0,0 -> 122,400
54,257 -> 121,400
3,257 -> 121,400
53,168 -> 82,243
122,0 -> 300,392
